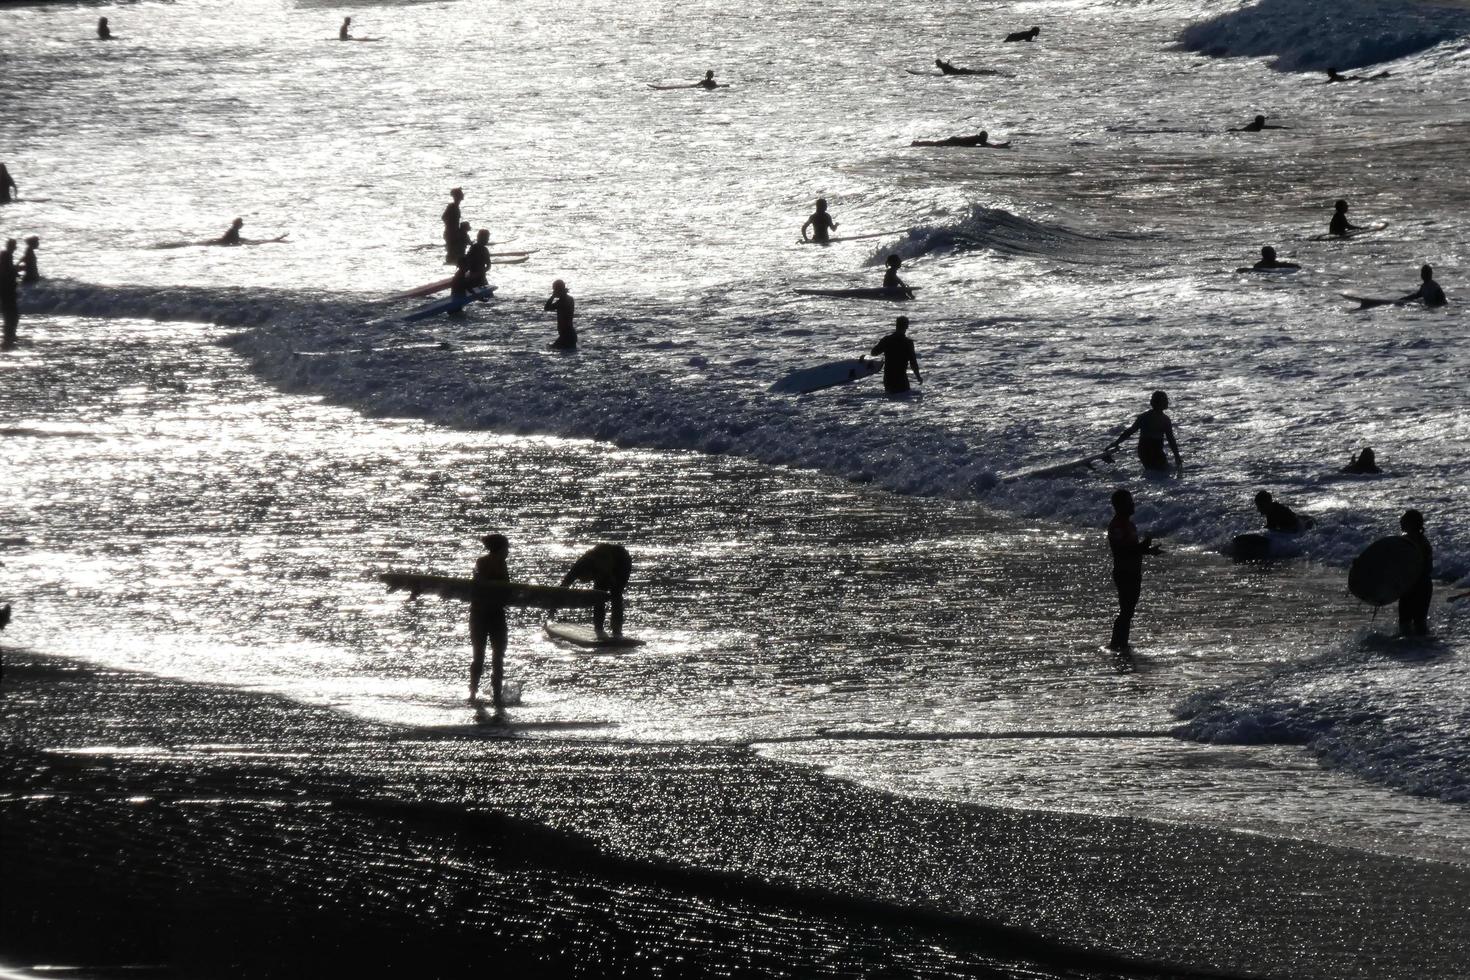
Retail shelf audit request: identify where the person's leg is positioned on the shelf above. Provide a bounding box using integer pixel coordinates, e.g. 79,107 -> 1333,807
468,614 -> 486,699
489,608 -> 508,705
1112,573 -> 1140,649
610,590 -> 624,637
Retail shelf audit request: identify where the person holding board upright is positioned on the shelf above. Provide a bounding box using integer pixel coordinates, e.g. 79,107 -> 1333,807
870,316 -> 922,394
802,198 -> 838,244
556,544 -> 633,639
1107,489 -> 1163,651
469,533 -> 511,705
1107,390 -> 1183,476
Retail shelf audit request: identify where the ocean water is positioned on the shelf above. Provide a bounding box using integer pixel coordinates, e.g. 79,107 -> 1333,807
3,0 -> 1469,974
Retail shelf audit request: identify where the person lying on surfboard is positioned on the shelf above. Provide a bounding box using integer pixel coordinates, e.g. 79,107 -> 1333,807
1254,491 -> 1307,533
935,59 -> 989,75
552,544 -> 632,638
1107,390 -> 1183,476
1235,114 -> 1287,132
1328,199 -> 1361,237
469,533 -> 511,705
1005,26 -> 1040,42
1397,264 -> 1447,307
881,255 -> 915,298
1250,246 -> 1299,271
801,198 -> 839,244
910,130 -> 1010,148
870,316 -> 922,393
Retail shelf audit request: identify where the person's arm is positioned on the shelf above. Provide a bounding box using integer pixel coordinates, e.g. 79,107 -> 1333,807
1165,420 -> 1183,471
545,296 -> 557,311
1394,284 -> 1425,305
897,275 -> 914,298
871,337 -> 887,357
909,349 -> 922,384
800,216 -> 813,241
1107,416 -> 1142,451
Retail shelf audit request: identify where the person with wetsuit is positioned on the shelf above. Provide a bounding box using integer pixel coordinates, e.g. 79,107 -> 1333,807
462,229 -> 492,289
1328,199 -> 1360,237
219,218 -> 244,245
1398,264 -> 1447,307
448,220 -> 471,263
1237,114 -> 1287,132
1107,488 -> 1162,651
1252,246 -> 1298,270
339,17 -> 352,40
696,70 -> 721,89
802,198 -> 838,244
870,316 -> 922,393
97,17 -> 112,40
555,543 -> 633,637
1398,510 -> 1432,636
881,254 -> 914,297
442,187 -> 464,264
545,278 -> 576,349
1107,390 -> 1183,475
1342,447 -> 1381,474
1005,26 -> 1040,42
911,131 -> 1008,148
469,533 -> 511,704
0,164 -> 15,204
935,59 -> 988,75
1254,491 -> 1304,532
20,237 -> 40,284
1,240 -> 19,347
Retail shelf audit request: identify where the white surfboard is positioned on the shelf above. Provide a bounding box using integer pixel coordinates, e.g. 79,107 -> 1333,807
769,357 -> 882,394
544,622 -> 645,648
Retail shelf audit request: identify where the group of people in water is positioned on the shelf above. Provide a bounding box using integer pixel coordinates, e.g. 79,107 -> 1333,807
1,235 -> 42,348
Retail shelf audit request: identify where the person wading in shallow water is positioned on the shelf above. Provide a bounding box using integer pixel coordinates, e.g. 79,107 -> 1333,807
870,315 -> 922,393
1107,390 -> 1183,476
1107,488 -> 1162,651
1398,510 -> 1433,637
1,239 -> 20,348
545,279 -> 576,349
442,187 -> 464,264
801,198 -> 838,244
469,533 -> 510,705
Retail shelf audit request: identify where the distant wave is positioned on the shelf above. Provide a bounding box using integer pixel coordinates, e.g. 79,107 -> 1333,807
870,204 -> 1157,266
1177,0 -> 1470,72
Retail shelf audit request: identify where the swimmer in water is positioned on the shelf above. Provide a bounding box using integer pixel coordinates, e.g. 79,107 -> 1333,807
801,198 -> 839,244
696,70 -> 723,89
1251,246 -> 1299,271
910,130 -> 1009,148
97,17 -> 112,40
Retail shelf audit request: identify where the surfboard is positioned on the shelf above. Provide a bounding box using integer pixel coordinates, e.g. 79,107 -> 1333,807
544,622 -> 645,648
402,285 -> 495,322
1234,265 -> 1300,274
1001,450 -> 1114,482
491,255 -> 529,265
1231,530 -> 1306,562
648,83 -> 727,90
391,276 -> 455,300
798,229 -> 910,245
1313,222 -> 1388,242
380,572 -> 607,610
769,357 -> 882,394
1347,536 -> 1423,606
905,68 -> 1004,77
490,250 -> 537,258
1342,293 -> 1398,310
793,287 -> 917,301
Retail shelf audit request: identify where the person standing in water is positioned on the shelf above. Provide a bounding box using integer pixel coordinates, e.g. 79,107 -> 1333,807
1398,510 -> 1432,636
463,229 -> 492,288
20,237 -> 40,284
0,163 -> 16,204
1107,390 -> 1183,475
545,279 -> 576,349
97,17 -> 112,40
469,533 -> 511,704
1397,264 -> 1447,307
1,239 -> 20,348
1328,199 -> 1360,237
442,188 -> 464,264
801,198 -> 838,244
1107,488 -> 1162,651
339,17 -> 353,40
870,316 -> 922,393
556,544 -> 633,637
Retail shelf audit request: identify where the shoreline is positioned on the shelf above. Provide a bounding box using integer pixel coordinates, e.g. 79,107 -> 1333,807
4,648 -> 1467,979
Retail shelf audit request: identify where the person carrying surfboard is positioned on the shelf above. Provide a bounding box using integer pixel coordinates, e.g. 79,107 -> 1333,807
470,533 -> 511,705
1107,390 -> 1183,476
1107,488 -> 1162,652
801,199 -> 838,244
554,544 -> 632,638
545,279 -> 576,349
1397,264 -> 1447,308
1398,510 -> 1433,636
442,188 -> 464,265
870,316 -> 922,393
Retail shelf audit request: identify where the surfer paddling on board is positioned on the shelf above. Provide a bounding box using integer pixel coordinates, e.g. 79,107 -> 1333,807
801,199 -> 839,244
1235,114 -> 1287,132
218,218 -> 244,245
1254,491 -> 1307,532
1398,510 -> 1433,636
552,544 -> 632,638
1107,488 -> 1162,652
1107,390 -> 1183,476
911,131 -> 1010,148
469,533 -> 511,705
442,187 -> 464,264
1342,447 -> 1381,474
870,316 -> 922,394
1328,199 -> 1361,237
1251,246 -> 1299,271
1397,264 -> 1447,307
545,279 -> 576,350
1005,26 -> 1041,42
0,163 -> 16,204
881,254 -> 915,298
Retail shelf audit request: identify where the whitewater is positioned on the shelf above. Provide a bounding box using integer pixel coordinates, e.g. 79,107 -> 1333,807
3,0 -> 1469,974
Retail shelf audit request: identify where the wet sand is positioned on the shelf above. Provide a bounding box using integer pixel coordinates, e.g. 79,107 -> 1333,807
3,649 -> 1466,979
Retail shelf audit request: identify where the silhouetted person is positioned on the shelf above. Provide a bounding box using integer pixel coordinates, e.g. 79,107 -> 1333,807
935,58 -> 989,75
1398,510 -> 1432,636
1342,447 -> 1381,474
97,17 -> 112,40
911,130 -> 1009,148
1107,390 -> 1183,475
339,17 -> 352,40
442,187 -> 464,264
470,533 -> 511,704
1236,114 -> 1287,132
881,254 -> 914,297
1398,264 -> 1446,307
1107,488 -> 1161,651
1328,199 -> 1359,237
1,239 -> 19,347
545,278 -> 576,349
463,229 -> 491,288
557,544 -> 632,637
1252,245 -> 1298,270
802,198 -> 838,244
870,315 -> 922,393
20,236 -> 40,283
1005,26 -> 1040,42
219,218 -> 244,245
696,70 -> 720,89
448,220 -> 471,262
0,163 -> 15,204
1254,490 -> 1304,532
